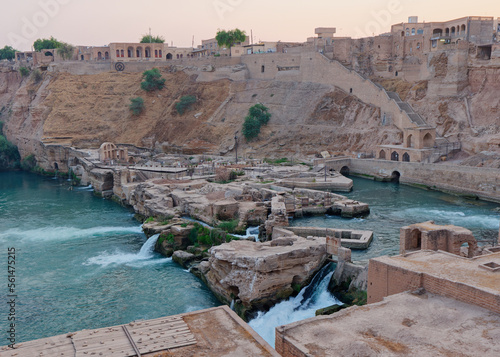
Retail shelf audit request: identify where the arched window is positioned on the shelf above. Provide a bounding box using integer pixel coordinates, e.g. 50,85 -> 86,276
406,28 -> 410,36
403,152 -> 410,162
116,50 -> 120,57
127,47 -> 133,58
176,54 -> 179,59
120,49 -> 124,57
379,150 -> 386,159
136,47 -> 143,58
166,53 -> 173,60
391,151 -> 399,161
411,28 -> 415,35
180,54 -> 183,58
406,134 -> 413,148
97,52 -> 102,60
461,24 -> 466,34
445,28 -> 450,36
451,26 -> 456,36
105,51 -> 109,60
145,47 -> 151,58
423,133 -> 433,148
159,50 -> 162,57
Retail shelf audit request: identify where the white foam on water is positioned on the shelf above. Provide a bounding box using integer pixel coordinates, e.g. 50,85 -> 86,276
232,226 -> 260,241
0,226 -> 144,242
403,208 -> 499,229
85,234 -> 167,267
249,264 -> 341,347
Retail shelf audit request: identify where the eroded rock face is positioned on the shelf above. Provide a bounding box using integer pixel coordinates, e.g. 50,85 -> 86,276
203,236 -> 327,317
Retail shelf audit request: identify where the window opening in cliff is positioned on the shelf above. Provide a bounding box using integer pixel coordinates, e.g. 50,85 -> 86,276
477,45 -> 492,60
54,162 -> 59,170
402,153 -> 410,162
166,53 -> 173,60
379,150 -> 386,159
391,152 -> 399,161
391,171 -> 400,183
261,65 -> 265,73
229,286 -> 240,299
340,166 -> 350,176
44,51 -> 53,57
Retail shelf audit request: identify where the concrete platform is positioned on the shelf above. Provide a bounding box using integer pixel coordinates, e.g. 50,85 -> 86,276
276,291 -> 500,356
1,306 -> 279,357
288,227 -> 373,249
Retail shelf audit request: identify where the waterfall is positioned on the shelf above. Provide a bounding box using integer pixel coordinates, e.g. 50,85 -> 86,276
230,299 -> 235,311
232,226 -> 260,241
85,234 -> 168,267
248,263 -> 341,347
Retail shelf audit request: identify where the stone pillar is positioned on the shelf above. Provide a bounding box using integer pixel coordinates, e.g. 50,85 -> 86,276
338,246 -> 352,263
326,234 -> 341,256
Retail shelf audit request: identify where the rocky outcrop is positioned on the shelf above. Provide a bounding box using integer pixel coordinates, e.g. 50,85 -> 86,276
202,236 -> 327,319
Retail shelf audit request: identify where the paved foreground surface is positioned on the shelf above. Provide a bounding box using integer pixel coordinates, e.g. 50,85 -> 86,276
2,306 -> 279,357
276,291 -> 500,356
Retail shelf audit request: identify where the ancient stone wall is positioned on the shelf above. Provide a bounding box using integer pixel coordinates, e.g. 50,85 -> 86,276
327,158 -> 500,203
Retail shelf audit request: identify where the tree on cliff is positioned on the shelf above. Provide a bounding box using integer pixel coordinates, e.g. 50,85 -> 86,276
0,122 -> 20,169
140,34 -> 165,43
242,104 -> 271,141
141,68 -> 165,91
33,37 -> 61,52
215,29 -> 246,55
56,42 -> 75,60
0,46 -> 17,60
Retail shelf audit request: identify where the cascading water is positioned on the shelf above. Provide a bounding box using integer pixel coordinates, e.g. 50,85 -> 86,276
249,263 -> 342,347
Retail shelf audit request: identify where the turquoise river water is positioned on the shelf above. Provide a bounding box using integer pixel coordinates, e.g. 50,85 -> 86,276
1,171 -> 498,347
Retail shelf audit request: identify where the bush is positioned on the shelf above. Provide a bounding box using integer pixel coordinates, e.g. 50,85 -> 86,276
0,134 -> 20,169
140,68 -> 165,92
129,97 -> 144,115
175,95 -> 197,115
31,69 -> 43,83
19,67 -> 30,77
20,154 -> 36,171
217,219 -> 239,234
242,104 -> 271,141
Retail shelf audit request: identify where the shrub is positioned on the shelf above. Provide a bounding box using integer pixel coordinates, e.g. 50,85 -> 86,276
0,134 -> 20,169
144,217 -> 154,223
31,69 -> 43,83
19,67 -> 30,77
242,104 -> 271,141
20,154 -> 36,171
217,219 -> 239,234
141,68 -> 165,92
129,97 -> 144,115
175,95 -> 197,115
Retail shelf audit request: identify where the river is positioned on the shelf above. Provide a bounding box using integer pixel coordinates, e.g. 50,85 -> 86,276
0,171 -> 220,344
1,172 -> 498,347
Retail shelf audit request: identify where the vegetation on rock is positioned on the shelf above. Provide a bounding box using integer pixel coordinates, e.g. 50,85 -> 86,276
242,103 -> 271,141
175,95 -> 197,115
0,46 -> 17,60
56,42 -> 75,60
141,68 -> 165,91
129,97 -> 145,115
0,122 -> 20,169
19,67 -> 30,77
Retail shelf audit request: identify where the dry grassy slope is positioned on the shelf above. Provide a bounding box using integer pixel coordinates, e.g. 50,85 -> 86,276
42,69 -> 231,150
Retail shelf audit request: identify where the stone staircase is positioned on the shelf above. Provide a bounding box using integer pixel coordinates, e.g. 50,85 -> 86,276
386,91 -> 428,127
207,93 -> 234,123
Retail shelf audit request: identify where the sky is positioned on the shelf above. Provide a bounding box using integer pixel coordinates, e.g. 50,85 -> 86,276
1,0 -> 499,51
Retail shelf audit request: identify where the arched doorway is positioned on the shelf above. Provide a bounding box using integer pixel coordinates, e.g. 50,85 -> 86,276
80,55 -> 84,60
406,134 -> 413,148
105,51 -> 109,60
391,171 -> 401,183
408,229 -> 422,250
127,47 -> 134,58
402,152 -> 410,162
54,162 -> 59,170
166,53 -> 173,60
145,47 -> 151,58
136,47 -> 143,58
97,52 -> 102,60
391,151 -> 399,161
379,150 -> 386,159
423,133 -> 433,148
340,166 -> 350,176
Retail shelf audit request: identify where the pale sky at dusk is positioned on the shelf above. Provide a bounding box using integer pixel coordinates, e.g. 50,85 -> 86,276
1,0 -> 499,51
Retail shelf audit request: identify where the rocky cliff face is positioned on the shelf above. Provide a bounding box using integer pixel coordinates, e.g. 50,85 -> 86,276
2,63 -> 401,168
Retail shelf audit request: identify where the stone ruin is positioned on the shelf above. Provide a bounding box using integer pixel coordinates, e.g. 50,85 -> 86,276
400,220 -> 478,258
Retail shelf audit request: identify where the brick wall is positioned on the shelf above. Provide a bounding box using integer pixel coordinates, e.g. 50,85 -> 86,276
275,330 -> 308,357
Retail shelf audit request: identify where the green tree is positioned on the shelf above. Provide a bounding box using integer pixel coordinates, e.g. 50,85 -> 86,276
33,37 -> 61,51
175,95 -> 197,115
242,104 -> 271,141
129,97 -> 145,115
140,34 -> 165,43
56,42 -> 75,60
0,124 -> 20,169
140,68 -> 165,92
0,46 -> 17,60
215,28 -> 246,55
